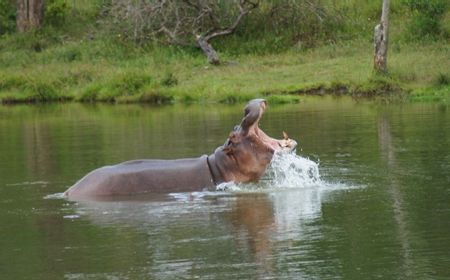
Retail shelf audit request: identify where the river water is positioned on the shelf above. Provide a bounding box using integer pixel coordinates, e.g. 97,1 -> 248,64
0,97 -> 449,279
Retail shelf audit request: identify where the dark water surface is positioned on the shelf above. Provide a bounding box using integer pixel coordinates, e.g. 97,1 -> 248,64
0,97 -> 449,279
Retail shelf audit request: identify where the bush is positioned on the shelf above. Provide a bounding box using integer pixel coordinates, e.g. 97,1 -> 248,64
45,0 -> 70,26
0,0 -> 15,35
403,0 -> 448,39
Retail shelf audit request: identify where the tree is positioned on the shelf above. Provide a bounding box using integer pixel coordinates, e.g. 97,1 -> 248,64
373,0 -> 390,73
109,0 -> 259,65
16,0 -> 45,32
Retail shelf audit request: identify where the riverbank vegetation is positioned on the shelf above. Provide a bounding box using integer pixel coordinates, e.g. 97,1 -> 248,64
0,0 -> 449,104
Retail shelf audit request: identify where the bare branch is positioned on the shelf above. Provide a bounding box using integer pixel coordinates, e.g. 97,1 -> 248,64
107,0 -> 259,64
203,0 -> 259,41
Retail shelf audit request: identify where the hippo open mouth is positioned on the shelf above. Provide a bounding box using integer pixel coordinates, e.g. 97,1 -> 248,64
243,99 -> 297,153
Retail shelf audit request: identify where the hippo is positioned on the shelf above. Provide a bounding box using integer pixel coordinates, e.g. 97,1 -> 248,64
64,99 -> 297,200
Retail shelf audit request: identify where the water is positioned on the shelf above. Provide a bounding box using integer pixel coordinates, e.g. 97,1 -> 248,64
216,152 -> 323,192
0,97 -> 449,279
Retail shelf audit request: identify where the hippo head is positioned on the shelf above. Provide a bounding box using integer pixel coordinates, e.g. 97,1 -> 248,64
212,99 -> 297,184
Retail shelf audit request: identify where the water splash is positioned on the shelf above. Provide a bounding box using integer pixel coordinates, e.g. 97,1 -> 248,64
44,192 -> 66,199
262,151 -> 322,188
216,152 -> 322,191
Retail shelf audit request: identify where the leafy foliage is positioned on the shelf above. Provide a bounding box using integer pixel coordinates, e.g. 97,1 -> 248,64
0,0 -> 15,35
403,0 -> 448,39
45,0 -> 70,26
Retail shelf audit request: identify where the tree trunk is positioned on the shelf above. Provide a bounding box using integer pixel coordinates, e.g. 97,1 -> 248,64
16,0 -> 45,32
374,0 -> 390,73
197,36 -> 220,65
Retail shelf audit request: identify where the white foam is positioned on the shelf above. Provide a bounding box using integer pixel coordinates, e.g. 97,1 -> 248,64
216,151 -> 322,192
63,214 -> 80,219
262,151 -> 322,188
43,192 -> 66,199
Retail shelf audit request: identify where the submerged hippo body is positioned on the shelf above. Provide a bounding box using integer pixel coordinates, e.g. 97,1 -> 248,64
65,99 -> 297,200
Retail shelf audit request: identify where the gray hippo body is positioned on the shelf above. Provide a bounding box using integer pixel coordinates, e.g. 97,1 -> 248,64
65,156 -> 220,198
65,99 -> 297,200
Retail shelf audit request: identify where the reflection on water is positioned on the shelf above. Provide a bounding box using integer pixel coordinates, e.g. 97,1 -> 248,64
67,185 -> 331,279
1,97 -> 450,279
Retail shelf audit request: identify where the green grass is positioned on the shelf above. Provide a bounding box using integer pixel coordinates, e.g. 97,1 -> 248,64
409,73 -> 450,102
0,36 -> 448,104
1,0 -> 449,104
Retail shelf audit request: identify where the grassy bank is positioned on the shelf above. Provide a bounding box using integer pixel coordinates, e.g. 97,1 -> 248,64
0,37 -> 448,104
1,0 -> 449,105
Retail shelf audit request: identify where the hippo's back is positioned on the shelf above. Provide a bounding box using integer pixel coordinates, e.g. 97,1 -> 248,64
65,155 -> 214,199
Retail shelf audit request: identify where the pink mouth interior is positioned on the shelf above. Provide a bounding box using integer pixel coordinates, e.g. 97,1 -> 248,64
248,103 -> 296,152
254,126 -> 286,151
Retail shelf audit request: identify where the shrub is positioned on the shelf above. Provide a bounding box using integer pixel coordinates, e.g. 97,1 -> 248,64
0,0 -> 15,35
403,0 -> 448,39
45,0 -> 70,26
